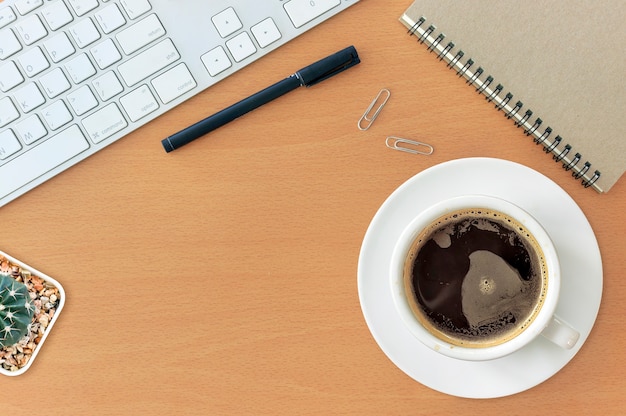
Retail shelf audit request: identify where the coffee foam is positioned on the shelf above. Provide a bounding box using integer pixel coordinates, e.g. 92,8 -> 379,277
404,208 -> 548,348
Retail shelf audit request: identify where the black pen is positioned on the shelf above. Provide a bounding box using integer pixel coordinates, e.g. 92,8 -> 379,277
161,45 -> 361,152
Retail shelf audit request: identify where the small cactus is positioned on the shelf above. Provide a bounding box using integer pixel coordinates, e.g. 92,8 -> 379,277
0,274 -> 34,348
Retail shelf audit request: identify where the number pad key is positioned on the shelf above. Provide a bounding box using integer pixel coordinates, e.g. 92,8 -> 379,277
283,0 -> 341,28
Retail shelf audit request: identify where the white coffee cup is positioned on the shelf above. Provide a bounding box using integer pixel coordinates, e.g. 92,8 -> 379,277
390,195 -> 579,361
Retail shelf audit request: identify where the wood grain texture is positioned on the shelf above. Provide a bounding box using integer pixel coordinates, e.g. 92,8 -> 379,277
1,1 -> 624,414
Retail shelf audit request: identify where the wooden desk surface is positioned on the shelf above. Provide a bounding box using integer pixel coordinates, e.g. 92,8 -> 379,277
2,1 -> 624,414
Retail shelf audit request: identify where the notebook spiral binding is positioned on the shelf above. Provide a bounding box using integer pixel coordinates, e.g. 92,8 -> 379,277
405,17 -> 601,190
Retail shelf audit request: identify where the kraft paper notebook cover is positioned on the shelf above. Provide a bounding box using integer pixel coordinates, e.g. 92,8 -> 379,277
400,0 -> 625,193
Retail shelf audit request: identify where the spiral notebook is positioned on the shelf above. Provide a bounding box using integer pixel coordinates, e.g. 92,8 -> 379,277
400,0 -> 625,193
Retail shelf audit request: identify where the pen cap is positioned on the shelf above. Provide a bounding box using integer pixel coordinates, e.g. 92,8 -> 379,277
297,46 -> 360,87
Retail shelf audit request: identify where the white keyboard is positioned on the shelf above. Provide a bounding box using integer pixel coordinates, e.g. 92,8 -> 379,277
0,0 -> 359,207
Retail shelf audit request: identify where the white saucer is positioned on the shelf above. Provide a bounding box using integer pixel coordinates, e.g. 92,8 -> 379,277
357,158 -> 602,399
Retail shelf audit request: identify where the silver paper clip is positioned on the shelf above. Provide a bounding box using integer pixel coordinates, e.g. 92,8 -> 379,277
358,88 -> 391,130
386,136 -> 434,155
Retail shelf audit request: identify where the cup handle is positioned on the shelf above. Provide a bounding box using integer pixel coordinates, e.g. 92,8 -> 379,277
540,315 -> 580,349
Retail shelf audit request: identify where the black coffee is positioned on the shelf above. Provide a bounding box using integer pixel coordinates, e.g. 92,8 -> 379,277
403,208 -> 547,347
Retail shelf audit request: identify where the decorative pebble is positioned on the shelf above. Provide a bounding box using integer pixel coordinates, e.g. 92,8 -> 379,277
38,315 -> 49,327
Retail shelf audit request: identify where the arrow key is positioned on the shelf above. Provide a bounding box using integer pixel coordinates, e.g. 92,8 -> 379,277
201,46 -> 232,77
225,32 -> 256,63
212,7 -> 242,38
251,18 -> 281,48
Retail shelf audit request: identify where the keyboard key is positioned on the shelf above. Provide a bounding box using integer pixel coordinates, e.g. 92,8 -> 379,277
212,7 -> 242,38
15,14 -> 47,45
151,63 -> 196,104
0,130 -> 22,160
251,18 -> 282,48
69,17 -> 101,48
65,53 -> 96,83
201,46 -> 232,77
0,6 -> 17,30
39,67 -> 71,98
82,103 -> 127,143
67,0 -> 99,17
0,125 -> 90,198
283,0 -> 340,28
14,82 -> 45,113
67,85 -> 98,116
14,0 -> 44,16
15,114 -> 47,145
43,32 -> 76,62
90,38 -> 122,69
118,38 -> 180,87
226,32 -> 256,62
0,97 -> 20,128
42,0 -> 73,31
116,14 -> 165,55
92,71 -> 123,101
120,0 -> 152,20
95,4 -> 126,34
18,46 -> 50,77
0,28 -> 23,59
0,61 -> 25,92
42,100 -> 73,131
120,84 -> 159,122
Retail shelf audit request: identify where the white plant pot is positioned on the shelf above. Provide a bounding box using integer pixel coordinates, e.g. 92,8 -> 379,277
0,250 -> 65,376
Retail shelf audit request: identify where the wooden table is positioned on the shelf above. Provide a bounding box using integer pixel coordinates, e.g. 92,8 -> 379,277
2,1 -> 624,414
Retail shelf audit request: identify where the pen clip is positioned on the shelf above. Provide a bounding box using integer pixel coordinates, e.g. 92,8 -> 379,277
296,45 -> 361,87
